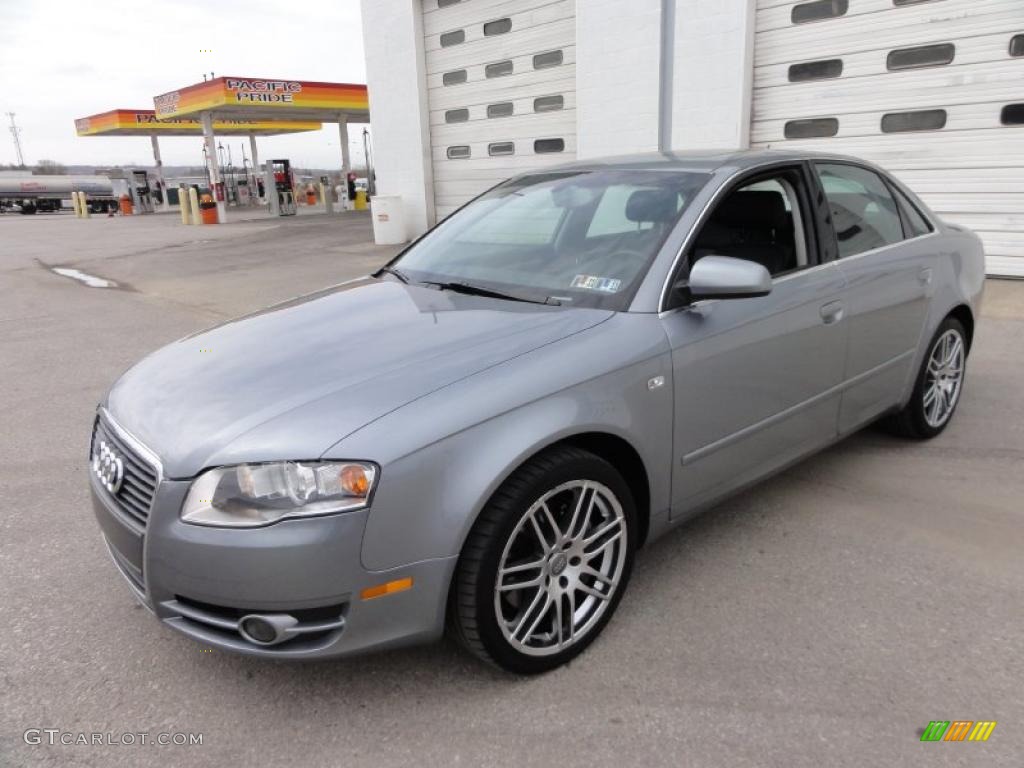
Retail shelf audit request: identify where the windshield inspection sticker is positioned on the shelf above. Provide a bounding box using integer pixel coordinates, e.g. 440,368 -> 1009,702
571,275 -> 622,293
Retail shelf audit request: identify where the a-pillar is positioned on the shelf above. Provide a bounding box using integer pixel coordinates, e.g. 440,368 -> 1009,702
338,114 -> 351,209
150,135 -> 170,212
249,133 -> 262,201
201,112 -> 226,223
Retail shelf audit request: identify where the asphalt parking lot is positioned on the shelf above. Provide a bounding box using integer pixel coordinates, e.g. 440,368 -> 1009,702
1,211 -> 1022,767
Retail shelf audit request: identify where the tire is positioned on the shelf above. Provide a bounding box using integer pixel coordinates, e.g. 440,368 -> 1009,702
450,446 -> 636,674
885,316 -> 968,439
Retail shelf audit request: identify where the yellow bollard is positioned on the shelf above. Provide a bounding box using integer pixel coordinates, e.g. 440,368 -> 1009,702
188,187 -> 202,227
72,191 -> 82,218
80,192 -> 91,218
354,189 -> 368,211
180,188 -> 191,225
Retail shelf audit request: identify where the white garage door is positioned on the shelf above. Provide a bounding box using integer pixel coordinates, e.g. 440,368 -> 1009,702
421,0 -> 577,219
750,0 -> 1024,277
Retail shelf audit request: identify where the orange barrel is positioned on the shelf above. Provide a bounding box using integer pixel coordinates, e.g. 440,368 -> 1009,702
306,187 -> 317,205
119,195 -> 134,215
199,194 -> 218,224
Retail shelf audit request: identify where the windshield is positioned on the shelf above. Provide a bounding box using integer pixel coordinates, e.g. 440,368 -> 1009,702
388,169 -> 710,310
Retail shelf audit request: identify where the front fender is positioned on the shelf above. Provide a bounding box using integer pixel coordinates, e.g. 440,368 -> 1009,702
326,313 -> 673,572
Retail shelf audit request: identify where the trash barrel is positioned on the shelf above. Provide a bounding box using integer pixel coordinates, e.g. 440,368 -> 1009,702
354,189 -> 368,211
370,195 -> 405,244
199,194 -> 218,225
119,194 -> 134,215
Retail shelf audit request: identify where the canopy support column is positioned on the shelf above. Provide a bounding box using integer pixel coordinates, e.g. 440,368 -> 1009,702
249,133 -> 261,201
201,111 -> 226,223
150,135 -> 170,212
338,114 -> 350,208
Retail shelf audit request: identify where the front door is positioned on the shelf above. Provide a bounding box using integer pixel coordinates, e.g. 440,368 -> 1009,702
661,165 -> 849,518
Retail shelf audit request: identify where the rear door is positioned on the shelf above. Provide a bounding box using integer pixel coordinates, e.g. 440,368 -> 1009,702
812,162 -> 938,433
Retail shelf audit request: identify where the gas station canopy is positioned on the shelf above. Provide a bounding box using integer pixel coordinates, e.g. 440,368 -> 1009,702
152,77 -> 369,122
75,109 -> 321,137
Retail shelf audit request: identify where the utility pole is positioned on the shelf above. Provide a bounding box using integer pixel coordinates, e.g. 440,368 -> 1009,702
7,112 -> 25,167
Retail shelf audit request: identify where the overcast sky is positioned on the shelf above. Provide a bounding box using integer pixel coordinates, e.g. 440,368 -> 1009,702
0,0 -> 368,169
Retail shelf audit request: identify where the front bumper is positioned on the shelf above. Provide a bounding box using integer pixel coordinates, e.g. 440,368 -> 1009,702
90,474 -> 457,658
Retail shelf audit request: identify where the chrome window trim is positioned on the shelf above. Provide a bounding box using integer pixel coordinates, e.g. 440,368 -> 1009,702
656,160 -> 941,315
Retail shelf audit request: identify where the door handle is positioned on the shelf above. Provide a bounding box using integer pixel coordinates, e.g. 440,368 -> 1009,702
919,267 -> 933,285
819,300 -> 844,325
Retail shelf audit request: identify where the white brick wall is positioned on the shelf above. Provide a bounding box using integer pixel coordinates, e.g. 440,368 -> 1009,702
360,0 -> 435,239
671,0 -> 755,151
576,0 -> 662,159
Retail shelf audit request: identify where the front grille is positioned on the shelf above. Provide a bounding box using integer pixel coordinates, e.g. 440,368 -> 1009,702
91,413 -> 160,527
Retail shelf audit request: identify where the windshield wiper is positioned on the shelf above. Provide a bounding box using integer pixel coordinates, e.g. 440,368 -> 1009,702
424,280 -> 557,306
377,266 -> 410,283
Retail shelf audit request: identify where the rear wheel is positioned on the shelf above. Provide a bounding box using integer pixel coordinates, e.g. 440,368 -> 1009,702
450,446 -> 636,674
886,316 -> 967,439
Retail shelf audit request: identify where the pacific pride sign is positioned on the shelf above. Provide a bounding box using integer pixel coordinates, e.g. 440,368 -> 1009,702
226,79 -> 303,103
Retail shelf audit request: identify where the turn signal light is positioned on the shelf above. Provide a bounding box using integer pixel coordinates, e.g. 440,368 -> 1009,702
340,465 -> 370,496
360,577 -> 413,601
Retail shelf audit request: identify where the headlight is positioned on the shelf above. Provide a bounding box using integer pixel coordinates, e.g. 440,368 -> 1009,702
181,461 -> 377,527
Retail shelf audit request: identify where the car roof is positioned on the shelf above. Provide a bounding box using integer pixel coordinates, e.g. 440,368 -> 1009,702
536,148 -> 867,175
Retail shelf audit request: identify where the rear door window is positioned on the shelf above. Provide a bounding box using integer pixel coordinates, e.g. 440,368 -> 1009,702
815,163 -> 904,258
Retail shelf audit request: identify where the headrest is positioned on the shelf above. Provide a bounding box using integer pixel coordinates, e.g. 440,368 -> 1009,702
712,191 -> 787,229
625,188 -> 679,223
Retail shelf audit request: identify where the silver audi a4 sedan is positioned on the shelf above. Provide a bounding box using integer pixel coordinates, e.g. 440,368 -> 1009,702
89,151 -> 984,673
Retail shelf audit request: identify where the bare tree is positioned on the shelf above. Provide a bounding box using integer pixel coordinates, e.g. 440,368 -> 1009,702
34,159 -> 67,175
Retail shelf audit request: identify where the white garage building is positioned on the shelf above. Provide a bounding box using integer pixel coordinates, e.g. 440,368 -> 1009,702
360,0 -> 1024,276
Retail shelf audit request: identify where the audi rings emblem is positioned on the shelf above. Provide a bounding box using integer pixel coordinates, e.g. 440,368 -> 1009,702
92,440 -> 125,494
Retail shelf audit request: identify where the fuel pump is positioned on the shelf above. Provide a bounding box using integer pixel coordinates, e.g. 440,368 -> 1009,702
129,170 -> 154,213
265,159 -> 297,216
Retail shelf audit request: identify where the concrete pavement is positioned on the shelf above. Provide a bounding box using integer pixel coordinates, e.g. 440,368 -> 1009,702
1,211 -> 1022,767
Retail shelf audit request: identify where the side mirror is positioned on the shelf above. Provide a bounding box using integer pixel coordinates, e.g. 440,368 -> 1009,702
685,255 -> 772,301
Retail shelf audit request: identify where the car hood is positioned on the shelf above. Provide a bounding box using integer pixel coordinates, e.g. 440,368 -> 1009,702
106,278 -> 612,478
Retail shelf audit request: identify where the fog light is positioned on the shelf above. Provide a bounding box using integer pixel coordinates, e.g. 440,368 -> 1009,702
240,616 -> 279,644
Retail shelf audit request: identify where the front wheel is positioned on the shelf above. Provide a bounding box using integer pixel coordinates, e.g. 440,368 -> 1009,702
450,446 -> 636,674
886,316 -> 968,439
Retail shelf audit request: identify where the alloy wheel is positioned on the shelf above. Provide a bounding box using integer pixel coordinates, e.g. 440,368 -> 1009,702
923,328 -> 965,428
494,480 -> 627,657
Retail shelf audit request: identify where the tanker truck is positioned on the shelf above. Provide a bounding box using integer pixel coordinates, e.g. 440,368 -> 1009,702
0,175 -> 118,214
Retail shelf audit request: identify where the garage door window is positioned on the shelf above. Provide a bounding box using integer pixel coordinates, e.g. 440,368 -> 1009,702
887,43 -> 955,71
784,118 -> 839,139
533,50 -> 563,69
445,108 -> 469,123
487,102 -> 514,118
893,0 -> 943,5
485,60 -> 514,78
788,59 -> 843,82
440,30 -> 465,47
1002,104 -> 1024,125
534,95 -> 564,112
881,109 -> 947,133
792,0 -> 848,24
447,146 -> 471,159
1011,35 -> 1024,57
534,138 -> 565,154
437,0 -> 461,7
488,142 -> 515,156
443,70 -> 467,86
484,18 -> 512,36
816,163 -> 904,257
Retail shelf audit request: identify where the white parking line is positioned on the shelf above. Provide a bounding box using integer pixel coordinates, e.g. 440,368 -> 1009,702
52,267 -> 117,289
